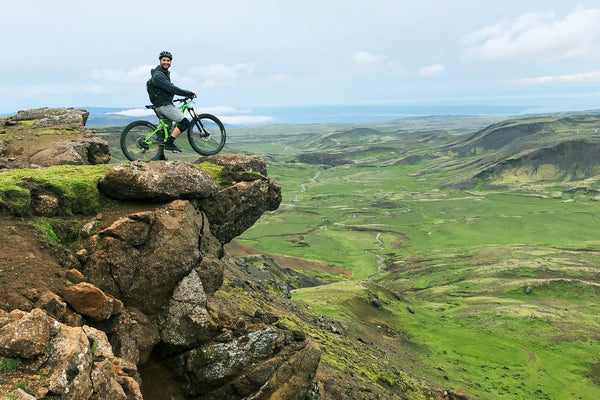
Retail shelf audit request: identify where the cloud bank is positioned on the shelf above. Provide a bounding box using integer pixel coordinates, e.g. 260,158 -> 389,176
418,64 -> 446,79
109,106 -> 273,125
351,51 -> 400,72
519,70 -> 600,84
462,7 -> 600,64
189,63 -> 256,88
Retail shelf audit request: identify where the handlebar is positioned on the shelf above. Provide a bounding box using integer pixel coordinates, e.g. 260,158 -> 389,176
173,96 -> 194,104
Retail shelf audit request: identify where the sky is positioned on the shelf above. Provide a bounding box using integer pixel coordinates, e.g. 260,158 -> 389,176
3,0 -> 600,121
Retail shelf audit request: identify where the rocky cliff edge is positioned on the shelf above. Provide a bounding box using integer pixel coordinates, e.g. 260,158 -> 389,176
0,112 -> 321,400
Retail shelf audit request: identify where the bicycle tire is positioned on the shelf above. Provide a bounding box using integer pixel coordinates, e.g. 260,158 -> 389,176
187,114 -> 226,156
120,120 -> 164,161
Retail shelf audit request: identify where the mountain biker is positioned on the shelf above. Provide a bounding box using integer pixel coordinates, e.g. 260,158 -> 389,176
150,51 -> 197,152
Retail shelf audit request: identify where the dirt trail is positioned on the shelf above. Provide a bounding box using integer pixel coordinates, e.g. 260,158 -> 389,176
0,216 -> 66,310
0,201 -> 156,311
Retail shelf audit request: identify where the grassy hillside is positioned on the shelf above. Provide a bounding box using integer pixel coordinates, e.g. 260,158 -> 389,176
230,114 -> 600,399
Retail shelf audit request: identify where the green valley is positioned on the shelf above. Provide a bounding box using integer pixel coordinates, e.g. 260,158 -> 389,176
225,113 -> 600,399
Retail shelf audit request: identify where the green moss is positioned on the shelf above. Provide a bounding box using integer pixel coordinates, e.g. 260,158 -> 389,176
29,221 -> 60,246
0,357 -> 21,372
0,164 -> 113,216
0,390 -> 14,400
17,120 -> 36,126
36,127 -> 80,135
28,217 -> 84,246
90,339 -> 99,354
195,161 -> 229,188
0,186 -> 31,216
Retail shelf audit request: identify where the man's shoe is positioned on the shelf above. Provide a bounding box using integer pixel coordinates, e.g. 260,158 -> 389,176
164,137 -> 182,152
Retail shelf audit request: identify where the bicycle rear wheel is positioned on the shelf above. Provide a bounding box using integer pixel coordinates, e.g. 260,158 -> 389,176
120,120 -> 164,161
187,114 -> 226,156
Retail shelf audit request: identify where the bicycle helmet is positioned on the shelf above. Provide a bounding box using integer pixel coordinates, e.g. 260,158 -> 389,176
159,51 -> 172,60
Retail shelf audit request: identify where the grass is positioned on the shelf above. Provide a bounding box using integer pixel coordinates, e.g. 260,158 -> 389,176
0,164 -> 113,215
3,112 -> 597,398
0,357 -> 21,372
231,115 -> 600,399
0,161 -> 234,216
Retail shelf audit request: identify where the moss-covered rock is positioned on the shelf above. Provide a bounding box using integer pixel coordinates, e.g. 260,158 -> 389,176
0,164 -> 113,216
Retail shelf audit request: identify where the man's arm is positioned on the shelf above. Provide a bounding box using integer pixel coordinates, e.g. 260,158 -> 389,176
152,71 -> 194,97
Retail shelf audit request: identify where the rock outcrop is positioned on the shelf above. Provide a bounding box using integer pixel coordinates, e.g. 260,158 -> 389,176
97,156 -> 283,243
0,308 -> 142,400
10,108 -> 89,127
0,107 -> 110,169
29,137 -> 110,167
97,160 -> 218,202
0,150 -> 322,400
84,200 -> 221,314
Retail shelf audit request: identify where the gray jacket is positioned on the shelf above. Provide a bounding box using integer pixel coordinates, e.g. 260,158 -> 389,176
150,65 -> 194,106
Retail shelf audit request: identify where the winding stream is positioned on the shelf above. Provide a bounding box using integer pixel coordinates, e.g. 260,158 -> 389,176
368,232 -> 386,282
291,170 -> 387,281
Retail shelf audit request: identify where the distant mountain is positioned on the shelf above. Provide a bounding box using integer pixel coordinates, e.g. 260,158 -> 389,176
83,107 -> 156,127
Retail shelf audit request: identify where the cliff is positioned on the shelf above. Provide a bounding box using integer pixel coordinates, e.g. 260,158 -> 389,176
0,109 -> 321,400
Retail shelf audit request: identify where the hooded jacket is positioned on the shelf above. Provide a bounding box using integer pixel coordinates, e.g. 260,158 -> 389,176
150,65 -> 194,107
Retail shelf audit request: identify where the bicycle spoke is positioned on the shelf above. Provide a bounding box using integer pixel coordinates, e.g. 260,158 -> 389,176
187,114 -> 226,156
120,121 -> 164,161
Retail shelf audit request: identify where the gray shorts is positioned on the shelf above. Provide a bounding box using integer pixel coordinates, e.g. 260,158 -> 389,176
155,104 -> 184,123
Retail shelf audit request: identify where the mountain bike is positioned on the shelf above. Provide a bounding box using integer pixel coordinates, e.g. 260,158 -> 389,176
120,97 -> 226,161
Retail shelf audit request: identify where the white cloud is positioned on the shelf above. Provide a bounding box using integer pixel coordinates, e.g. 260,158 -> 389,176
189,63 -> 255,88
518,76 -> 556,85
560,70 -> 600,82
269,73 -> 291,82
92,65 -> 153,83
462,7 -> 600,64
418,64 -> 446,79
518,70 -> 600,84
108,106 -> 272,125
108,108 -> 155,117
351,51 -> 400,71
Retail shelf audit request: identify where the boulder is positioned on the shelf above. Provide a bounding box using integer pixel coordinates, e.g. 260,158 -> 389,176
11,107 -> 89,127
29,137 -> 110,167
165,327 -> 321,399
195,257 -> 224,294
17,179 -> 64,216
13,389 -> 36,400
196,179 -> 282,243
98,161 -> 218,202
0,309 -> 141,399
198,153 -> 268,181
62,282 -> 123,322
0,308 -> 56,358
247,341 -> 321,400
159,270 -> 215,348
65,268 -> 86,284
34,290 -> 67,321
97,308 -> 160,365
84,200 -> 222,314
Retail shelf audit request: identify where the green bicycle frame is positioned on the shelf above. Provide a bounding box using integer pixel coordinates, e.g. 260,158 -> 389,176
143,103 -> 190,146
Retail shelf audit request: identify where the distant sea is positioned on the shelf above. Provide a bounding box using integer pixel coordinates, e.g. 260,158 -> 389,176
245,104 -> 543,125
2,103 -> 574,127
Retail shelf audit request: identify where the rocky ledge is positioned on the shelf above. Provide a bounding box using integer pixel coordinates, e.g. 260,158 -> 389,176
0,107 -> 109,169
0,154 -> 321,400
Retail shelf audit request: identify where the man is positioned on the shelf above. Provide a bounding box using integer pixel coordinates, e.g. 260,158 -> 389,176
150,51 -> 196,152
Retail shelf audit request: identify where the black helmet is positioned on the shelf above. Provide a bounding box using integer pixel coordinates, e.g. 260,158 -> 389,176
159,51 -> 172,60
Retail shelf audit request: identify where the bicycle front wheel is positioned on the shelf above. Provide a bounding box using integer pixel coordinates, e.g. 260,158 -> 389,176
120,120 -> 164,161
187,114 -> 226,156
